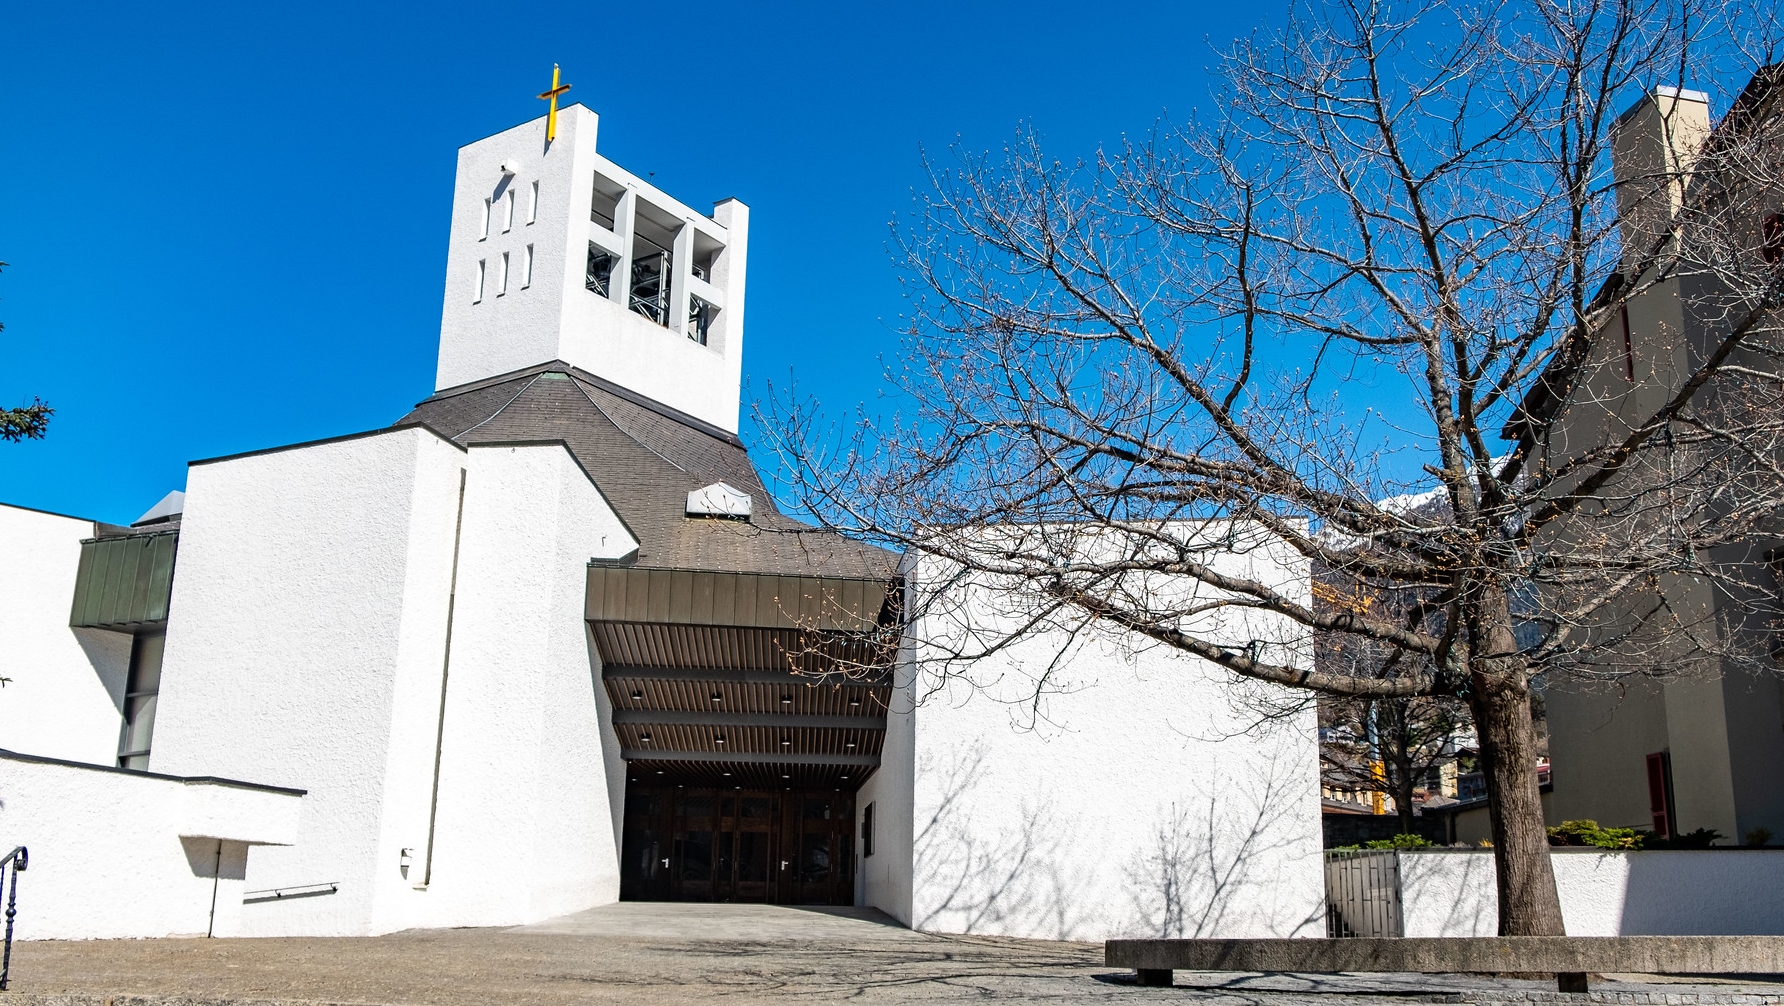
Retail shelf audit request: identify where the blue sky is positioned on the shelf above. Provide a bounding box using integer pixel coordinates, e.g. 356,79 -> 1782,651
1,1 -> 1274,524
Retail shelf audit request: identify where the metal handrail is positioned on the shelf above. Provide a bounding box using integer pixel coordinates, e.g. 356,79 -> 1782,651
1,845 -> 27,990
242,881 -> 338,904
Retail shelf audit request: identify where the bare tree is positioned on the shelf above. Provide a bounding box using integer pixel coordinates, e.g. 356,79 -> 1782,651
1314,568 -> 1476,831
1319,693 -> 1476,823
762,0 -> 1784,935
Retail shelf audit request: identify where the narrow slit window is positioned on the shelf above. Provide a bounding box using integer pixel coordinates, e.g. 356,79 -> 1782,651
498,251 -> 510,296
502,189 -> 515,232
528,181 -> 539,224
474,259 -> 486,302
479,198 -> 490,240
523,244 -> 534,288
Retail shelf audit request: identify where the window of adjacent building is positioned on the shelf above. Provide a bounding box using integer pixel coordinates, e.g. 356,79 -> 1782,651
862,801 -> 875,857
498,251 -> 510,296
502,189 -> 515,233
117,631 -> 165,770
474,259 -> 486,303
479,198 -> 491,240
523,244 -> 534,289
1619,303 -> 1636,382
528,181 -> 539,224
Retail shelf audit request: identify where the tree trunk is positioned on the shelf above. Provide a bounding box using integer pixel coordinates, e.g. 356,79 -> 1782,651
1394,759 -> 1417,835
1384,703 -> 1418,834
1466,589 -> 1566,936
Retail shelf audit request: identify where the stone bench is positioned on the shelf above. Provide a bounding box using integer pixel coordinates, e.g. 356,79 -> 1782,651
1105,936 -> 1784,992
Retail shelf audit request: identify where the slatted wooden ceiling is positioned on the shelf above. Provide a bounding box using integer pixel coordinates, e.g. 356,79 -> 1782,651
589,566 -> 900,791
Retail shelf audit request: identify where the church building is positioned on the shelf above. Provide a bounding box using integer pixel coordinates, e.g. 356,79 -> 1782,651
0,97 -> 1325,942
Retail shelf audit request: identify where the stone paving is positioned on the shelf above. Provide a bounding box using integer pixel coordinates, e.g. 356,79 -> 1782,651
6,903 -> 1784,1005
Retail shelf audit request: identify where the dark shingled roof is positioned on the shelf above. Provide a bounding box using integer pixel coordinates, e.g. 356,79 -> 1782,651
395,361 -> 898,579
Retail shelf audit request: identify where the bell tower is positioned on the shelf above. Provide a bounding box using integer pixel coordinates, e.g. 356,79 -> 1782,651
434,89 -> 749,433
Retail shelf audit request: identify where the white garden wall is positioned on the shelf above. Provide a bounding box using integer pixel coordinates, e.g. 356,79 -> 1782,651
0,504 -> 131,765
1401,849 -> 1784,936
0,750 -> 300,940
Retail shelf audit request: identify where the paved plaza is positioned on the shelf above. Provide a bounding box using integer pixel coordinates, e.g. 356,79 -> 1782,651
7,903 -> 1784,1005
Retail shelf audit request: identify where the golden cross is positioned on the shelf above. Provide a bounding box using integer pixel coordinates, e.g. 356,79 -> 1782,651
537,64 -> 571,142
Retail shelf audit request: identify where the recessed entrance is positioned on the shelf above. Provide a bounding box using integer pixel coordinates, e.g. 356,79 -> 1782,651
620,786 -> 855,905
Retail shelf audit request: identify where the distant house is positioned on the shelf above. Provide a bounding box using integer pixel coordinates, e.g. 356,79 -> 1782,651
1510,67 -> 1784,847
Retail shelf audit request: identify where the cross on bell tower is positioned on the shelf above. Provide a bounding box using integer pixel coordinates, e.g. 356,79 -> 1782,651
536,65 -> 571,143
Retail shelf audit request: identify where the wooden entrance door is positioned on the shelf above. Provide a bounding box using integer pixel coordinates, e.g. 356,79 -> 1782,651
783,792 -> 855,905
620,786 -> 855,905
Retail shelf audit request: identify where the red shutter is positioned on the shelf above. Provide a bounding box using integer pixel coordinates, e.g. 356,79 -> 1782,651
1646,752 -> 1672,838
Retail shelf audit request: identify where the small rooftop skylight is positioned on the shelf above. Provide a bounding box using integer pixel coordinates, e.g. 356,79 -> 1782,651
686,481 -> 752,520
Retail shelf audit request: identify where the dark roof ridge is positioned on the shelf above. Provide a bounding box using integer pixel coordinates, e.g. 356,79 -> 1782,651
416,360 -> 745,449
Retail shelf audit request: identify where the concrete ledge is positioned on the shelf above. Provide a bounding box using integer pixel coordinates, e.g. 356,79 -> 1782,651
1106,937 -> 1784,991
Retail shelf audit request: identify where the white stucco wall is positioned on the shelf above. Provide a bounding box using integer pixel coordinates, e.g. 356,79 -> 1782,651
410,443 -> 635,928
0,503 -> 132,765
149,426 -> 468,937
856,655 -> 917,925
1401,849 -> 1784,936
0,751 -> 300,940
871,531 -> 1326,941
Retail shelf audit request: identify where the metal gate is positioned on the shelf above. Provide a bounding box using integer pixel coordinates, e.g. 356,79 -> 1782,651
1323,849 -> 1402,937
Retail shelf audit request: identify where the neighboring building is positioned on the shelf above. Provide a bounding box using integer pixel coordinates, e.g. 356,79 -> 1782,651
1513,69 -> 1784,847
0,100 -> 1325,940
